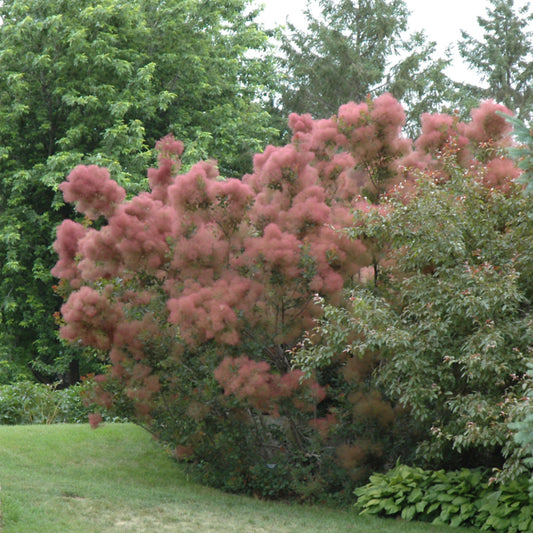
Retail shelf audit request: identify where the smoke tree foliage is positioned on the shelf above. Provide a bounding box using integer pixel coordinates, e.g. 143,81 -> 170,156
295,103 -> 533,482
53,94 -> 532,499
458,0 -> 533,122
0,0 -> 278,383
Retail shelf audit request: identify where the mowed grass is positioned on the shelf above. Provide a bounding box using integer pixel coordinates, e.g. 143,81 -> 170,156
0,423 -> 474,533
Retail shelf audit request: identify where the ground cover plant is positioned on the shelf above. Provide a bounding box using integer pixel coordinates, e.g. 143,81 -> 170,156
51,94 -> 533,502
0,381 -> 87,425
0,423 -> 476,533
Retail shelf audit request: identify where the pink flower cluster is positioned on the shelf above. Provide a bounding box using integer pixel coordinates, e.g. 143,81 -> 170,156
214,355 -> 326,417
167,275 -> 262,346
60,286 -> 123,351
52,94 -> 523,421
60,165 -> 126,220
414,100 -> 515,173
51,220 -> 86,284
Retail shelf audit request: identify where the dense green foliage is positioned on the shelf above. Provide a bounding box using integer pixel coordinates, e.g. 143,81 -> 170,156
510,362 -> 533,499
354,463 -> 532,531
0,0 -> 278,383
506,114 -> 533,497
294,108 -> 533,482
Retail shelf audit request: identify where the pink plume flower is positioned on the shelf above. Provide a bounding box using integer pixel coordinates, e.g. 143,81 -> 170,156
60,286 -> 123,350
88,412 -> 103,429
51,220 -> 86,281
466,100 -> 513,143
155,134 -> 184,160
60,165 -> 126,220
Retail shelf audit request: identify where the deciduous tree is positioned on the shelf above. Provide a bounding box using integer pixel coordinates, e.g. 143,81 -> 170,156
0,0 -> 278,382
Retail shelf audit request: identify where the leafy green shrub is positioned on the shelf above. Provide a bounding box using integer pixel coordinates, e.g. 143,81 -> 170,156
0,382 -> 60,424
0,359 -> 33,386
296,141 -> 533,479
0,379 -> 124,425
354,464 -> 533,531
55,381 -> 105,424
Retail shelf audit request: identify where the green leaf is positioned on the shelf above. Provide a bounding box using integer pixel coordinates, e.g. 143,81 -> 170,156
401,505 -> 416,521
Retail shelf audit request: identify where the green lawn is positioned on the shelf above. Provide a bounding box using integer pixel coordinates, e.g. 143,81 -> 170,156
0,423 -> 474,532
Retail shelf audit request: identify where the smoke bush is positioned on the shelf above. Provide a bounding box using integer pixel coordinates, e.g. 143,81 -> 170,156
53,94 -> 526,501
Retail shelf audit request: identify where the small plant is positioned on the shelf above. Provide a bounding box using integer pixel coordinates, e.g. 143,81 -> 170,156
354,463 -> 533,531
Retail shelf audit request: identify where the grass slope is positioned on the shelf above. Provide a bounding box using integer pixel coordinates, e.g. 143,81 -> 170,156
0,423 -> 473,532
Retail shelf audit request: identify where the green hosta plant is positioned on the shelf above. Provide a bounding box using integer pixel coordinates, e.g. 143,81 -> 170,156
355,463 -> 533,531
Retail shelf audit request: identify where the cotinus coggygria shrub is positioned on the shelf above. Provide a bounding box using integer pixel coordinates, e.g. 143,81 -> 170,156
53,94 -> 529,501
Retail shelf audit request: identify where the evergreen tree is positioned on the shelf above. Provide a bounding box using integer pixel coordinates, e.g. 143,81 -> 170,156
459,0 -> 533,121
278,0 -> 455,132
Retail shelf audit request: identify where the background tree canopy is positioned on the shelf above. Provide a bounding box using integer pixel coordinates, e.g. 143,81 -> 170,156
277,0 -> 533,130
0,0 -> 279,383
277,0 -> 457,131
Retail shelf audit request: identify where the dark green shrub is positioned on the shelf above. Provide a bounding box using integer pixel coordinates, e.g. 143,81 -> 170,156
476,478 -> 533,532
509,361 -> 533,497
0,360 -> 33,386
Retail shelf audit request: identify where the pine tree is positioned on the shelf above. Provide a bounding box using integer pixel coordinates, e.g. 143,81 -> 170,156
279,0 -> 455,132
459,0 -> 533,121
